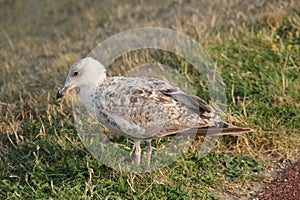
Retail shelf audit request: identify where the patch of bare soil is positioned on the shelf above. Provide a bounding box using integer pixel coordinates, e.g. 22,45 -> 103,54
252,160 -> 300,200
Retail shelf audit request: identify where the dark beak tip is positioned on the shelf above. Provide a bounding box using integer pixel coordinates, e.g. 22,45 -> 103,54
56,85 -> 70,99
56,89 -> 63,99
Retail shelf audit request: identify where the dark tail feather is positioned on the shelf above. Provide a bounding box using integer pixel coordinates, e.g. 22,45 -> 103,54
176,127 -> 253,137
168,123 -> 253,137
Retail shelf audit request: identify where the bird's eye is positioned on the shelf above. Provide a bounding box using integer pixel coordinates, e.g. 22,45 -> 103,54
73,71 -> 79,76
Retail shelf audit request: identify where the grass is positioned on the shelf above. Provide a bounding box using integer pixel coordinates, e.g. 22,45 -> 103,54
1,0 -> 300,199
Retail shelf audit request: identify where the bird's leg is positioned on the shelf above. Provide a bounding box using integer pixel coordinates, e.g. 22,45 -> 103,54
135,140 -> 141,166
146,140 -> 152,170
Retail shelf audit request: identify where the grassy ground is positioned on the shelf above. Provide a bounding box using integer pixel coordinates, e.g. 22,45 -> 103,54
1,0 -> 299,199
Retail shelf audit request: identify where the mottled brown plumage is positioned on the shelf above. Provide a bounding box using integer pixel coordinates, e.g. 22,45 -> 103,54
57,57 -> 252,169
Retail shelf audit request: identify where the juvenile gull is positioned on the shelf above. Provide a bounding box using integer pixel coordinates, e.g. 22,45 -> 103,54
57,57 -> 252,169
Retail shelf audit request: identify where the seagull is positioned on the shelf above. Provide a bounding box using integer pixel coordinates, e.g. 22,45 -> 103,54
57,57 -> 252,169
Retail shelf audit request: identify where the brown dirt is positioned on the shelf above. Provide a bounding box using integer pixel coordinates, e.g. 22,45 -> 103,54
252,160 -> 300,200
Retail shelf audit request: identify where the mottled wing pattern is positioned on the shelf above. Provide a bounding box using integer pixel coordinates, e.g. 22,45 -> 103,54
93,77 -> 219,139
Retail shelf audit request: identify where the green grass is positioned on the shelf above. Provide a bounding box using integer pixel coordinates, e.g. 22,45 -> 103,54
1,0 -> 300,199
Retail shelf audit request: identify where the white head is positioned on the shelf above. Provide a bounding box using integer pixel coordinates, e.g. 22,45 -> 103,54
57,57 -> 106,99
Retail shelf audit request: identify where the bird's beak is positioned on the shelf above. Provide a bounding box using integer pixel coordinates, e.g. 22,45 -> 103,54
57,85 -> 71,99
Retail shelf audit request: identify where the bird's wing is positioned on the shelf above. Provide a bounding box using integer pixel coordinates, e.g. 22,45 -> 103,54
152,79 -> 253,137
159,89 -> 211,115
148,78 -> 215,120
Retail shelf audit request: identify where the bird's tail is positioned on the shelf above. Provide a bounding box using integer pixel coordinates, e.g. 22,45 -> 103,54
171,122 -> 253,137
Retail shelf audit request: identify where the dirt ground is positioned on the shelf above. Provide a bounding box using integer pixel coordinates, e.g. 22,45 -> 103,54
252,160 -> 300,199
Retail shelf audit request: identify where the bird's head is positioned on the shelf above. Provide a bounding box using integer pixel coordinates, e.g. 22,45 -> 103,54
57,57 -> 106,99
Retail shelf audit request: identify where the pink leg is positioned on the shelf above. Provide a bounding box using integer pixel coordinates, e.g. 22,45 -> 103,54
135,140 -> 141,166
146,140 -> 152,170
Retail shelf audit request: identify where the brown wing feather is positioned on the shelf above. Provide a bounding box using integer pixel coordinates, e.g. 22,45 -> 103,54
157,85 -> 253,137
160,89 -> 211,114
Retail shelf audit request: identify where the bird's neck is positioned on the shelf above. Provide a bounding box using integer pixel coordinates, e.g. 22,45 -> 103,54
79,76 -> 107,118
79,84 -> 97,118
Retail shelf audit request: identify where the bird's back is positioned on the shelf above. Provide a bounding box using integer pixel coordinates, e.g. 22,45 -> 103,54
89,76 -> 220,140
